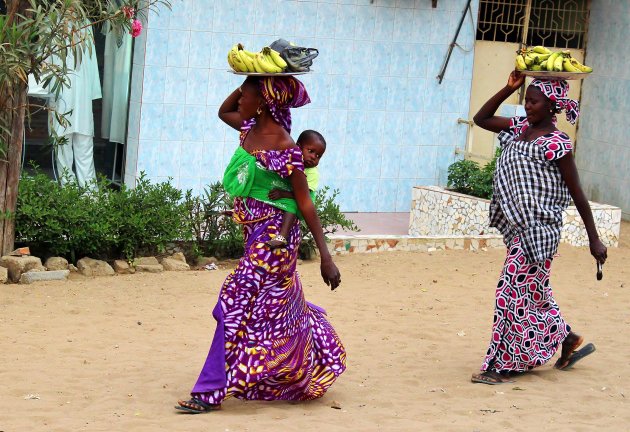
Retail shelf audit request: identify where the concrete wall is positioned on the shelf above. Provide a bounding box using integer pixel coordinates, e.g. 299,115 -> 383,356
575,1 -> 630,220
126,0 -> 478,212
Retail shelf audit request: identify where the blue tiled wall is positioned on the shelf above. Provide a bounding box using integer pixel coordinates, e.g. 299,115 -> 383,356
576,1 -> 630,219
127,0 -> 478,211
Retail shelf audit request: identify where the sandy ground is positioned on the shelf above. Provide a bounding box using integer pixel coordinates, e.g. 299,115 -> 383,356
1,223 -> 630,432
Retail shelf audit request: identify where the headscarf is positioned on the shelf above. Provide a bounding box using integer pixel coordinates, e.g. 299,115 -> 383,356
528,79 -> 580,124
259,76 -> 310,133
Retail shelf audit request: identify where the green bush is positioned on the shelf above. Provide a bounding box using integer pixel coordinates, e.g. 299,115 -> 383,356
15,173 -> 356,263
15,170 -> 191,262
184,182 -> 243,260
447,148 -> 501,200
299,186 -> 358,259
186,183 -> 358,260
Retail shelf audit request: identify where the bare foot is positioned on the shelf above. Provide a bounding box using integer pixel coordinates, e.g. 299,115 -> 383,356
555,332 -> 584,370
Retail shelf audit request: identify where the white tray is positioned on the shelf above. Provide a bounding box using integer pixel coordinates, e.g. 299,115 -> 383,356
520,70 -> 592,80
229,70 -> 311,76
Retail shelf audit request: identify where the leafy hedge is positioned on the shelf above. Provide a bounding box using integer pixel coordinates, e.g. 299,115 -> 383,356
446,148 -> 500,200
15,172 -> 191,262
14,173 -> 357,262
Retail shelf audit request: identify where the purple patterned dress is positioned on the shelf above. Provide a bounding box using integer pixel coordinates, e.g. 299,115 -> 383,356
190,142 -> 346,405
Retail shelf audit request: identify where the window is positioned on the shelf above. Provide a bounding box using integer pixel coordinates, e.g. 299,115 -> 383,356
476,0 -> 589,49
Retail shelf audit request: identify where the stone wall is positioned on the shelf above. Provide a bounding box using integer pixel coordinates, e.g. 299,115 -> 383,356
409,186 -> 621,247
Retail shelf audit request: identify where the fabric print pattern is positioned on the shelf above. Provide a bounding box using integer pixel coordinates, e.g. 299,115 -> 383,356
491,116 -> 572,263
482,236 -> 570,372
190,141 -> 346,404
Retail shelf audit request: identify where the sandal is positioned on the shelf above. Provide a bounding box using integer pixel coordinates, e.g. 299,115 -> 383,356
471,371 -> 515,385
554,343 -> 596,370
175,398 -> 220,414
266,234 -> 288,249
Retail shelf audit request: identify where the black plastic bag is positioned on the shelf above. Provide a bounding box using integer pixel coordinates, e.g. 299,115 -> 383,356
269,39 -> 318,72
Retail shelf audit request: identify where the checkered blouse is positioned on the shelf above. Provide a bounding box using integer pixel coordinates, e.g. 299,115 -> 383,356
490,116 -> 573,263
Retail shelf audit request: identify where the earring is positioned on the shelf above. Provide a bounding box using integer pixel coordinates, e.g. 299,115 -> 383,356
256,107 -> 262,115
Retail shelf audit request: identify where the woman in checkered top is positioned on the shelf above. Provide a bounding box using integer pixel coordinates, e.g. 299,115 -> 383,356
470,71 -> 607,385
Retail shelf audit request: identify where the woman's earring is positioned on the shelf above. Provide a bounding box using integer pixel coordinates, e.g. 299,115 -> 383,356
256,107 -> 262,115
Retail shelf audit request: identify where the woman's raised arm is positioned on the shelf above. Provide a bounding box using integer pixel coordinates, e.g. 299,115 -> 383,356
473,71 -> 525,133
218,87 -> 243,131
289,170 -> 341,290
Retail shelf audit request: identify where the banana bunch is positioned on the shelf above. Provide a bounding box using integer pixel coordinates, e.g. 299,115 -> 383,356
227,44 -> 288,73
515,46 -> 592,73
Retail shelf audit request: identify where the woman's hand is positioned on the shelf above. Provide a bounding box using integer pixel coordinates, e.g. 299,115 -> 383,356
321,256 -> 341,290
507,70 -> 525,91
589,238 -> 607,264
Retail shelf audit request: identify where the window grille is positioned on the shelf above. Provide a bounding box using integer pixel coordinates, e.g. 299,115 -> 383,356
476,0 -> 589,49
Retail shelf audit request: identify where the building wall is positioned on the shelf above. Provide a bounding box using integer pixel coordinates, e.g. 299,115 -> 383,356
126,0 -> 478,212
576,1 -> 630,219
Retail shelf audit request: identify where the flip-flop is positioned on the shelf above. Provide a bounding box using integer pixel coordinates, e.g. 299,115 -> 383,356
471,372 -> 515,385
554,343 -> 596,370
174,398 -> 220,414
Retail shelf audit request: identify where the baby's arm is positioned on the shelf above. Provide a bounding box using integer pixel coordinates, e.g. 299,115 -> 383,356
268,189 -> 294,200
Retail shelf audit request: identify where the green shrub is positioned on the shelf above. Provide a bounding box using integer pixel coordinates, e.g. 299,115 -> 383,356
184,182 -> 243,260
186,183 -> 358,260
15,170 -> 191,262
447,148 -> 501,200
299,186 -> 358,259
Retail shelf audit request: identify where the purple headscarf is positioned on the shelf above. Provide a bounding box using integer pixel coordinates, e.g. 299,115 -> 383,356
529,79 -> 580,124
259,76 -> 310,133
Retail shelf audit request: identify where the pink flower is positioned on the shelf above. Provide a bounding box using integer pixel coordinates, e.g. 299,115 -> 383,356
130,19 -> 142,38
121,6 -> 135,19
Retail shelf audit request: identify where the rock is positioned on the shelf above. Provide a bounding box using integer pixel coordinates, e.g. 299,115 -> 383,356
330,400 -> 342,409
76,257 -> 115,277
113,260 -> 135,274
135,264 -> 163,273
197,256 -> 218,267
0,266 -> 7,283
19,270 -> 70,284
161,257 -> 190,271
134,256 -> 160,266
0,255 -> 45,283
45,257 -> 68,271
68,264 -> 78,272
170,252 -> 187,263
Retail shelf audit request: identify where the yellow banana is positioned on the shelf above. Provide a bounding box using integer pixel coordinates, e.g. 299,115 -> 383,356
528,52 -> 551,62
228,45 -> 243,72
562,57 -> 580,72
532,45 -> 551,54
230,49 -> 248,72
540,60 -> 548,69
227,51 -> 236,70
515,54 -> 527,71
255,52 -> 283,73
238,49 -> 255,72
553,54 -> 564,71
524,54 -> 535,66
570,57 -> 593,73
546,52 -> 559,71
252,54 -> 267,73
530,64 -> 542,71
265,47 -> 287,70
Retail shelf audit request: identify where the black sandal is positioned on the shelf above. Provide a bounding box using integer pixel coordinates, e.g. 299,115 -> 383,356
175,398 -> 220,414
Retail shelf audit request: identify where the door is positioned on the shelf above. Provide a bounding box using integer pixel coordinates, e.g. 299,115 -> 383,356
465,0 -> 590,164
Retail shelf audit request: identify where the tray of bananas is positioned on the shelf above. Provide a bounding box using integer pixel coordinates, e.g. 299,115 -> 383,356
227,43 -> 308,76
515,46 -> 592,80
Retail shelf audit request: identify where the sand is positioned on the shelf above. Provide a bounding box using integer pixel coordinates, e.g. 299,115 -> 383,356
2,222 -> 629,432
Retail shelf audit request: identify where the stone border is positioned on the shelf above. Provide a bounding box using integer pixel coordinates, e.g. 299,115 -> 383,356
409,186 -> 621,247
327,234 -> 504,255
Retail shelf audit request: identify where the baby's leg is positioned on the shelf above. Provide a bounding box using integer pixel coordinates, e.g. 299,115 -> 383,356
267,211 -> 296,249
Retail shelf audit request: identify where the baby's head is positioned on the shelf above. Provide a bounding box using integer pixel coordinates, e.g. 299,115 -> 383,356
296,130 -> 326,169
